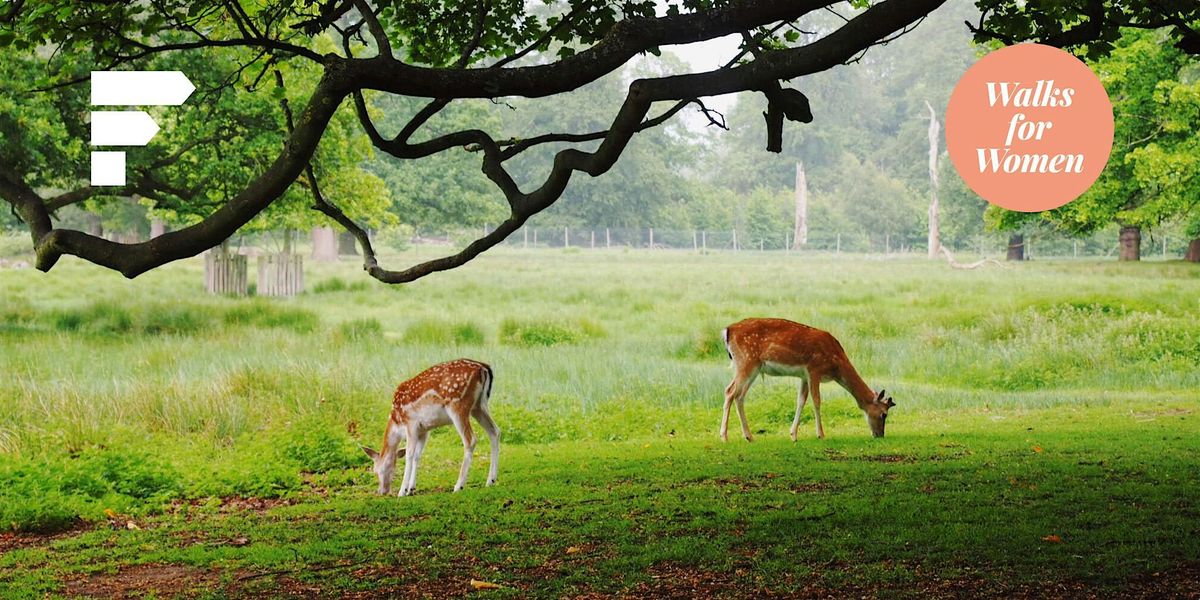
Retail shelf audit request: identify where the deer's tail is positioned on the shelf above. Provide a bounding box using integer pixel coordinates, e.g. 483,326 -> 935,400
722,327 -> 732,361
479,364 -> 494,407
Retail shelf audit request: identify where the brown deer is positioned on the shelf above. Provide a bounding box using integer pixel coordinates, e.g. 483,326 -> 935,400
721,318 -> 894,440
362,359 -> 500,496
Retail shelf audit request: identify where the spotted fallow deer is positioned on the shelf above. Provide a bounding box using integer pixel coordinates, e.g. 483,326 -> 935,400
362,359 -> 500,496
721,318 -> 894,440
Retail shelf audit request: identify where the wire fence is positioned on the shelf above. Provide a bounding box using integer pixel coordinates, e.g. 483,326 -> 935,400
406,225 -> 1194,259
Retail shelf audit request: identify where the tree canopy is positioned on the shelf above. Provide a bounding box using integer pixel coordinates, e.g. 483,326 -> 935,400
971,0 -> 1200,59
0,0 -> 946,282
986,29 -> 1200,249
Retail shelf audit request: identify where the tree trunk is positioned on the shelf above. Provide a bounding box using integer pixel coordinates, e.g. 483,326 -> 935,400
1119,225 -> 1141,261
150,219 -> 167,238
1185,238 -> 1200,262
925,100 -> 941,259
311,226 -> 338,262
338,231 -> 359,256
1006,234 -> 1025,261
793,161 -> 807,249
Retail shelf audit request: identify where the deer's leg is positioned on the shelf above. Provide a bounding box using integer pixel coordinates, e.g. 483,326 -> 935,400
722,368 -> 756,442
721,378 -> 737,442
400,428 -> 428,497
809,375 -> 825,439
398,425 -> 417,496
473,407 -> 501,486
450,410 -> 476,492
790,379 -> 809,442
734,381 -> 754,442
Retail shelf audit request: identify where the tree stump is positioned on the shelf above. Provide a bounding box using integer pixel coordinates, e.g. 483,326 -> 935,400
205,248 -> 248,296
1119,226 -> 1141,261
257,253 -> 304,297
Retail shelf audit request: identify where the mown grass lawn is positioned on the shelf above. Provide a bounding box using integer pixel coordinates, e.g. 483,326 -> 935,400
2,402 -> 1197,598
1,250 -> 1198,597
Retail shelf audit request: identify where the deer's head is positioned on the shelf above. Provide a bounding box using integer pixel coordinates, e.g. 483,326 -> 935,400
362,445 -> 406,495
864,389 -> 896,438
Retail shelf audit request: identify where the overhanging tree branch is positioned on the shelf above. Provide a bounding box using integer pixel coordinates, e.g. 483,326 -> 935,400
1,0 -> 946,282
361,0 -> 945,283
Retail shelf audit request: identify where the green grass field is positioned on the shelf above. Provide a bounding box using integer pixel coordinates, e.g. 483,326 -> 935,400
1,249 -> 1198,598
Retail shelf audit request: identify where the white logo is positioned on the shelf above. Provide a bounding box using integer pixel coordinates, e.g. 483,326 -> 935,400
90,71 -> 195,186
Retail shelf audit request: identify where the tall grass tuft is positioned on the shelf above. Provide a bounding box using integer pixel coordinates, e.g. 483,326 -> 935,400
499,318 -> 604,347
404,319 -> 486,345
339,318 -> 384,341
223,301 -> 318,333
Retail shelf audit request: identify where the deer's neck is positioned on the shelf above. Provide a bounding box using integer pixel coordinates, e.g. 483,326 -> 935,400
837,364 -> 877,409
381,418 -> 405,457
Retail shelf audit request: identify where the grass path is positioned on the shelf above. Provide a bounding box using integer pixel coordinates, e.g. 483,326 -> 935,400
3,402 -> 1197,598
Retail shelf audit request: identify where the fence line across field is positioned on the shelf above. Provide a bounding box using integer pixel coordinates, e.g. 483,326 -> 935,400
405,225 -> 1183,258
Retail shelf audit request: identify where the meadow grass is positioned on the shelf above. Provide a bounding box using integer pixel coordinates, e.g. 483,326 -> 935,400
0,249 -> 1197,596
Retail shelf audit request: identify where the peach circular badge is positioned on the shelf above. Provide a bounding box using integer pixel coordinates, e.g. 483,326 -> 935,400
945,43 -> 1114,212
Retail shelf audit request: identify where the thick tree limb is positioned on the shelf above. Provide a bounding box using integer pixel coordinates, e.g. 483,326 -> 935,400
28,66 -> 353,276
3,0 -> 944,283
346,0 -> 839,99
361,0 -> 945,284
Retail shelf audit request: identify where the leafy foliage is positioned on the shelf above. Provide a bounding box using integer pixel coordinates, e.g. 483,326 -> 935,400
988,30 -> 1199,236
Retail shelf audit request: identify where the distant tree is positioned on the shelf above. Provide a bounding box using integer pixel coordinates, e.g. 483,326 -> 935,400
987,30 -> 1197,261
0,0 -> 946,283
707,0 -> 980,248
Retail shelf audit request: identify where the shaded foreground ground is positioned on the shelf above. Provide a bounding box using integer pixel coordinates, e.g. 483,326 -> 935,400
2,402 -> 1197,599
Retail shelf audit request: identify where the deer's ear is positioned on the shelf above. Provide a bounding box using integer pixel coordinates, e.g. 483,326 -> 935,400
886,398 -> 896,408
361,445 -> 379,460
876,389 -> 886,401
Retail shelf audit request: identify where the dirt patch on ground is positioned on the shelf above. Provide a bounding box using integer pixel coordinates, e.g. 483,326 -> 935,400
703,475 -> 837,493
64,563 -> 225,599
617,562 -> 1200,600
622,562 -> 791,599
169,496 -> 298,516
0,522 -> 92,553
235,563 -> 475,599
52,558 -> 1200,599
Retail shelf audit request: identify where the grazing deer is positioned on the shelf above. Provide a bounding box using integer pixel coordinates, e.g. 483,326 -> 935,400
721,318 -> 895,440
362,359 -> 500,496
